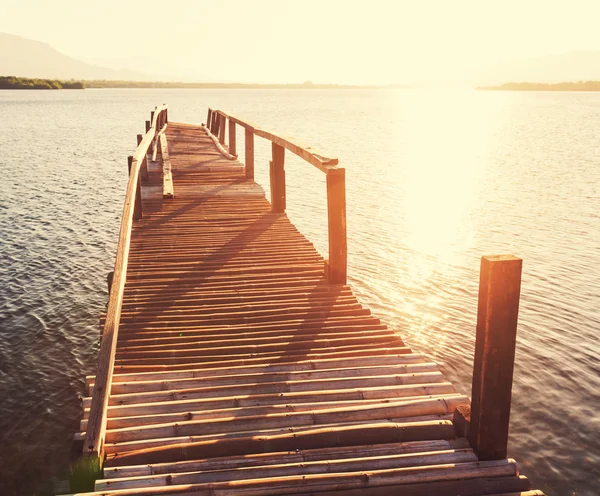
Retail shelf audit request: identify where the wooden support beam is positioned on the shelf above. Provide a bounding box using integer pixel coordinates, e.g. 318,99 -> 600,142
127,156 -> 142,221
245,127 -> 254,180
206,109 -> 212,127
218,114 -> 226,145
326,168 -> 347,284
106,271 -> 114,296
150,111 -> 155,129
212,112 -> 220,136
469,255 -> 522,461
270,143 -> 286,213
145,120 -> 150,133
160,133 -> 174,199
228,119 -> 236,156
137,134 -> 148,182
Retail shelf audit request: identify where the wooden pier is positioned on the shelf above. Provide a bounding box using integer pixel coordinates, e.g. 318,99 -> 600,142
71,105 -> 544,495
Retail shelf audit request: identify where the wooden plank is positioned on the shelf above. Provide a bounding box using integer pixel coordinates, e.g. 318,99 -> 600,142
84,105 -> 169,458
102,439 -> 471,478
470,255 -> 522,461
90,459 -> 519,494
74,120 -> 539,496
96,449 -> 479,489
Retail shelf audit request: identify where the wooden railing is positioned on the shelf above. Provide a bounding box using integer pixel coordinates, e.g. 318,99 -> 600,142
206,107 -> 347,284
83,104 -> 168,460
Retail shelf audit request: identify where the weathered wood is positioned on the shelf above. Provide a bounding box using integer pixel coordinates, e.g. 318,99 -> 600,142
326,168 -> 347,284
102,439 -> 471,478
206,108 -> 212,127
137,134 -> 148,182
91,459 -> 518,494
106,271 -> 114,296
160,134 -> 174,199
244,127 -> 254,179
76,117 -> 538,496
211,111 -> 219,134
218,114 -> 226,145
84,105 -> 168,459
469,255 -> 522,461
202,125 -> 237,159
127,156 -> 142,221
96,449 -> 479,490
84,153 -> 143,458
228,119 -> 236,156
214,109 -> 338,173
270,143 -> 286,213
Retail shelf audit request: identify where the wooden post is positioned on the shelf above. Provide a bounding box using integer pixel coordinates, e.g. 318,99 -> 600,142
150,111 -> 155,128
106,271 -> 114,296
229,120 -> 236,156
212,112 -> 220,136
270,143 -> 286,213
218,115 -> 226,145
469,255 -> 522,461
245,128 -> 255,180
326,168 -> 347,284
206,109 -> 212,127
137,134 -> 148,182
145,120 -> 150,133
128,156 -> 142,221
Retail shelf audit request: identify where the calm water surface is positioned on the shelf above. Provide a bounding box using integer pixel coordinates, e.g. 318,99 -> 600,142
0,89 -> 598,495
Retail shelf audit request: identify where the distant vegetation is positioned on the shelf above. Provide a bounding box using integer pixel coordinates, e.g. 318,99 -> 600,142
479,81 -> 600,91
0,76 -> 84,89
81,80 -> 374,89
0,75 -> 419,90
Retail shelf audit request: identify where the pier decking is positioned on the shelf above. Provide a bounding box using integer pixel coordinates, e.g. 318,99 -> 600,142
73,106 -> 543,495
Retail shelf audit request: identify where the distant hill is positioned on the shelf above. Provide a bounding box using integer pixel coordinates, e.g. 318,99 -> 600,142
479,81 -> 600,91
477,51 -> 600,86
0,32 -> 150,81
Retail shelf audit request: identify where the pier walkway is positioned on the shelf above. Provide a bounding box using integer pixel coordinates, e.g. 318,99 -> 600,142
73,106 -> 543,495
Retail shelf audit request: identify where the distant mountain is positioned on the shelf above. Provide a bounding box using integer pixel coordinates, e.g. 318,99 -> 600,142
477,51 -> 600,86
0,32 -> 151,81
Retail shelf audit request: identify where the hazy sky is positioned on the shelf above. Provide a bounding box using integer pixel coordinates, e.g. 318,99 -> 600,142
2,0 -> 600,83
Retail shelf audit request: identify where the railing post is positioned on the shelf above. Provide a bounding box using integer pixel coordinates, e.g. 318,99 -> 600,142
137,134 -> 148,182
150,110 -> 155,127
128,155 -> 143,221
218,115 -> 226,145
206,109 -> 212,127
106,271 -> 114,296
469,255 -> 522,460
229,120 -> 236,156
145,120 -> 150,133
326,169 -> 347,284
212,112 -> 220,136
270,143 -> 286,213
245,128 -> 254,180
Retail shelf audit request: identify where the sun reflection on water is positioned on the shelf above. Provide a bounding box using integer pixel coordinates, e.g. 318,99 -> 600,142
385,89 -> 509,351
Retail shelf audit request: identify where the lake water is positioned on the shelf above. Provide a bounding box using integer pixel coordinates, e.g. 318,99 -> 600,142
0,88 -> 598,495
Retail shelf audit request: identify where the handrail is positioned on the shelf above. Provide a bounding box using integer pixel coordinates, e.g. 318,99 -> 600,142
83,104 -> 168,461
208,108 -> 339,174
205,106 -> 347,284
